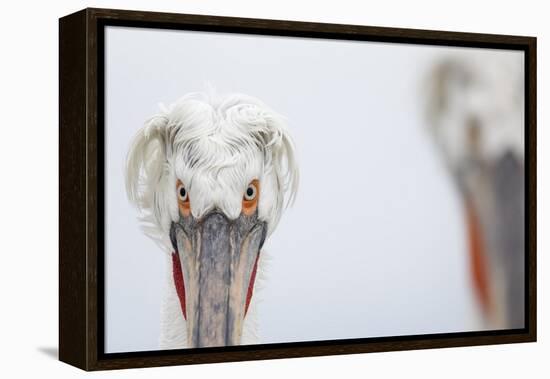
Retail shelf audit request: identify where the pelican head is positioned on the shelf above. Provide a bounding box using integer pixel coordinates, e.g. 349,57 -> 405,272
425,54 -> 524,187
425,55 -> 525,329
125,92 -> 299,348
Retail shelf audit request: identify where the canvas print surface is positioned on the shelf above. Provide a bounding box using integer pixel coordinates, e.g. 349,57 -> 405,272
104,26 -> 525,353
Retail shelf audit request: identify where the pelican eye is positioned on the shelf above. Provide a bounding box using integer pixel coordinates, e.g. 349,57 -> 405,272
176,179 -> 191,217
177,183 -> 188,202
242,180 -> 259,216
244,184 -> 257,201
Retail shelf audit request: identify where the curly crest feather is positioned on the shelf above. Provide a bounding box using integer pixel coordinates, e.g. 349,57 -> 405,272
125,91 -> 299,252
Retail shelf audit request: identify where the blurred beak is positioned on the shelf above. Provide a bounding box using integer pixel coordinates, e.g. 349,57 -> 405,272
170,211 -> 266,348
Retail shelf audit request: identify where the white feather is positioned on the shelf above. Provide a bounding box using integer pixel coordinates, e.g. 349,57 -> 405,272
126,91 -> 299,244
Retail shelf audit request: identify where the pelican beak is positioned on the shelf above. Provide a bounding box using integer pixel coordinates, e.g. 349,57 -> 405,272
170,210 -> 266,348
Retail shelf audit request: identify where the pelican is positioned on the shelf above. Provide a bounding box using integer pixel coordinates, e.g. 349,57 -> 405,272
125,92 -> 299,348
426,55 -> 525,329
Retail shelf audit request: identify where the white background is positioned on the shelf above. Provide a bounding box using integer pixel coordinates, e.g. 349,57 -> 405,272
0,0 -> 547,377
104,27 -> 521,352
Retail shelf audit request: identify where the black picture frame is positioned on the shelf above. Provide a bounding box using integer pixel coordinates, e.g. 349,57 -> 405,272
59,7 -> 537,371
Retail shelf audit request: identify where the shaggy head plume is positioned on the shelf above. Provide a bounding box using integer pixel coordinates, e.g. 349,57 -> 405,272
125,91 -> 299,251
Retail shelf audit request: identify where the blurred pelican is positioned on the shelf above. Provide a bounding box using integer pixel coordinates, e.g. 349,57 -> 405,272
425,54 -> 525,329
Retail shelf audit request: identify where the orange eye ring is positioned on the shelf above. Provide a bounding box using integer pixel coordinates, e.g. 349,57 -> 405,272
176,179 -> 191,217
242,180 -> 259,216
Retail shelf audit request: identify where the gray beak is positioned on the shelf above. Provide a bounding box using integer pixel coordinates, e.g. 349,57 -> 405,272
170,210 -> 266,348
